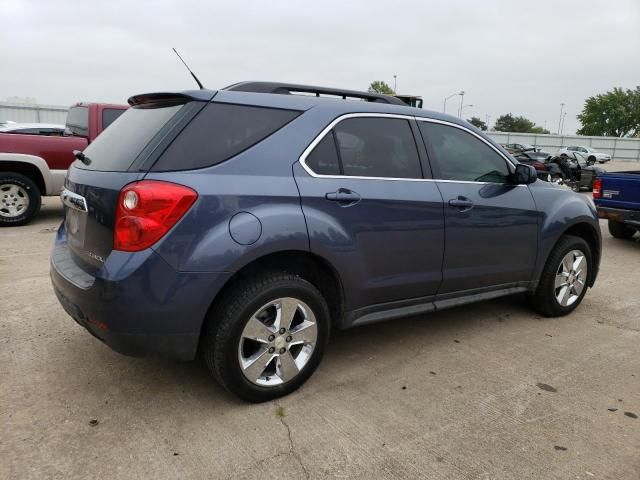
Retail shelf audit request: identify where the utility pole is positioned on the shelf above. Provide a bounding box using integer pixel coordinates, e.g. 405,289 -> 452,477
393,75 -> 397,93
557,103 -> 564,134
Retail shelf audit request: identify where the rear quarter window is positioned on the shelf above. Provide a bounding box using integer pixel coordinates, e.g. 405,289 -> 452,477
151,103 -> 301,171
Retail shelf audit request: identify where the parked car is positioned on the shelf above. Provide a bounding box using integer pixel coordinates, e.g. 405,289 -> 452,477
0,122 -> 66,136
513,151 -> 563,182
50,82 -> 601,402
558,146 -> 611,164
545,154 -> 605,191
0,102 -> 127,225
593,171 -> 640,240
503,143 -> 539,154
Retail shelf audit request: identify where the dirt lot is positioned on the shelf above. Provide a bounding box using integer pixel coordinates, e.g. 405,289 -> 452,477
1,163 -> 638,479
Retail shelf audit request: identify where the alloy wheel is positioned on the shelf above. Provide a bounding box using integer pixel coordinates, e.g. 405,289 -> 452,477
238,297 -> 318,386
554,250 -> 588,307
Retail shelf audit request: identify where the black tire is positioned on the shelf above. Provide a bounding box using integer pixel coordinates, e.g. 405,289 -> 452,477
608,220 -> 636,240
202,272 -> 330,402
0,172 -> 42,226
588,156 -> 596,163
560,153 -> 568,158
532,235 -> 592,317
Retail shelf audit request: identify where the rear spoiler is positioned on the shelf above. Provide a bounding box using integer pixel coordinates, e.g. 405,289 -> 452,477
128,90 -> 216,108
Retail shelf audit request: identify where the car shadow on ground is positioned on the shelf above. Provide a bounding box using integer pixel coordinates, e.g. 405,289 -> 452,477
57,293 -> 540,406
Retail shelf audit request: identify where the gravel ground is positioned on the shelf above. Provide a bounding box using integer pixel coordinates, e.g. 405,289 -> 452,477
1,161 -> 638,479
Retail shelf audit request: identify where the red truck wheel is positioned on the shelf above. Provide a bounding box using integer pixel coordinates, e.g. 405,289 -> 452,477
0,172 -> 42,226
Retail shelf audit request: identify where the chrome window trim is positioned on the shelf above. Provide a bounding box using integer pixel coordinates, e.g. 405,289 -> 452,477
298,112 -> 522,186
414,117 -> 517,168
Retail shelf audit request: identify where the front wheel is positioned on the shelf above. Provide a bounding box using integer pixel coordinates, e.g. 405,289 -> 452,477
608,220 -> 636,240
0,172 -> 42,226
202,272 -> 330,402
532,235 -> 592,317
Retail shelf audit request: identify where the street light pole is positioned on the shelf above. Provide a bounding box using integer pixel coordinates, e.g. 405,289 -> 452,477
560,112 -> 567,136
443,91 -> 464,114
460,104 -> 474,118
393,75 -> 397,93
557,103 -> 564,134
458,91 -> 465,118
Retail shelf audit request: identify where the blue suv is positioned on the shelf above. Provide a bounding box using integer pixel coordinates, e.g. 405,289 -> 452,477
51,82 -> 601,402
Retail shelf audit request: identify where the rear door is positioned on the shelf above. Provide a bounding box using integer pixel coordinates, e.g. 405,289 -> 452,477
417,120 -> 539,295
294,114 -> 444,312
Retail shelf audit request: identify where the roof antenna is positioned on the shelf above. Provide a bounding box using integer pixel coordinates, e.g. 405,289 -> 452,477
172,48 -> 204,90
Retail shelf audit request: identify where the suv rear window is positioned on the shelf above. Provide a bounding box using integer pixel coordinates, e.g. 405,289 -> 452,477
78,104 -> 182,172
151,103 -> 300,171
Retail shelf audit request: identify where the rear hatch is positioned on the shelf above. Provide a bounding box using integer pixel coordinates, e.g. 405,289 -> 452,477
62,93 -> 210,270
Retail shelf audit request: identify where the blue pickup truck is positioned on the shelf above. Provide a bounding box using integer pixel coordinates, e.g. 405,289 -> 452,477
594,171 -> 640,239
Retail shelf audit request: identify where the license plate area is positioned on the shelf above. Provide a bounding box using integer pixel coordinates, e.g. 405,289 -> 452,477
61,188 -> 88,249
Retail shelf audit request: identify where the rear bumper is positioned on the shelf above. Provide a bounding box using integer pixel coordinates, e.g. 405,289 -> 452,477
597,206 -> 640,228
50,227 -> 231,360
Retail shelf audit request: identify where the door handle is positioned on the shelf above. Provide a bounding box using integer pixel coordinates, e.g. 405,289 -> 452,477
325,188 -> 361,205
448,196 -> 474,211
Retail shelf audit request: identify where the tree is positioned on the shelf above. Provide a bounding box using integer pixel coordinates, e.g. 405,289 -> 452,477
368,80 -> 394,95
530,126 -> 551,134
494,113 -> 548,134
467,116 -> 487,131
577,87 -> 640,137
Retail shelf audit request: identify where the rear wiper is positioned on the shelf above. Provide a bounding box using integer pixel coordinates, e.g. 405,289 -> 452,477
73,150 -> 91,165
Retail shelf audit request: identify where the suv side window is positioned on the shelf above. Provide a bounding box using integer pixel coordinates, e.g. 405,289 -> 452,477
419,122 -> 510,183
333,117 -> 422,179
306,133 -> 341,175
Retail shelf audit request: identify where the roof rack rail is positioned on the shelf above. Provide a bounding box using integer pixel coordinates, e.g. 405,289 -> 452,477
222,81 -> 407,106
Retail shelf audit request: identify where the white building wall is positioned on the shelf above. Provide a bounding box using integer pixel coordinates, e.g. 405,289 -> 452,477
0,102 -> 68,125
487,131 -> 640,162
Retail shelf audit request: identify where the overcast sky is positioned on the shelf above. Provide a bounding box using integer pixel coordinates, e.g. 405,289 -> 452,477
1,0 -> 639,134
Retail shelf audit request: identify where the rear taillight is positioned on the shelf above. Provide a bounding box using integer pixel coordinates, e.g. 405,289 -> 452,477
593,178 -> 603,199
114,180 -> 197,252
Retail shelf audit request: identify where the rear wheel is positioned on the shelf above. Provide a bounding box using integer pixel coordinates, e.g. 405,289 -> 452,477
0,172 -> 41,226
202,272 -> 330,402
608,220 -> 636,240
532,235 -> 592,317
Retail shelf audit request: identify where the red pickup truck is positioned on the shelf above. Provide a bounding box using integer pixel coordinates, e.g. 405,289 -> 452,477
0,102 -> 127,225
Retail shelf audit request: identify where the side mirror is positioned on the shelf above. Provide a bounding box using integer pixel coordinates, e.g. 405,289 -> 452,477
512,163 -> 537,184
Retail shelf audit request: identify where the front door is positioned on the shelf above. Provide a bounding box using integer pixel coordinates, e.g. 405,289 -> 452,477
294,115 -> 445,312
418,120 -> 539,294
